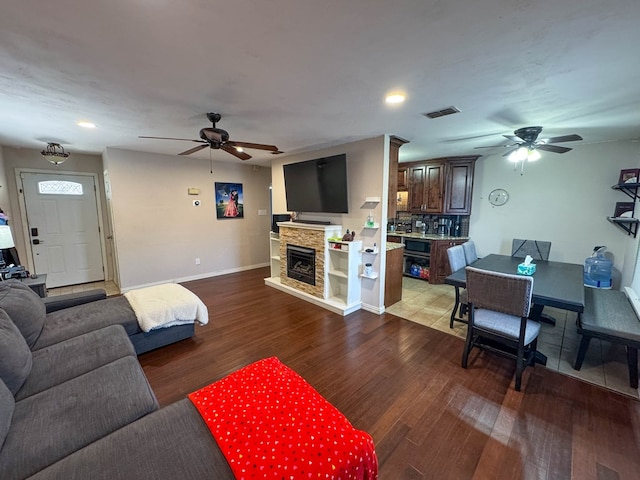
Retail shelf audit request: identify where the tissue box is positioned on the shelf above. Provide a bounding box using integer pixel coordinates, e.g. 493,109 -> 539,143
517,263 -> 536,275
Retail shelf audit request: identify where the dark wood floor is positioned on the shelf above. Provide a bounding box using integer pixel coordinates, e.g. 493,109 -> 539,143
138,267 -> 640,480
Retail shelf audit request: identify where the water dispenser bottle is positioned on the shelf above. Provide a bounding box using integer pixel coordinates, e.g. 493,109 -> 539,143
583,246 -> 613,289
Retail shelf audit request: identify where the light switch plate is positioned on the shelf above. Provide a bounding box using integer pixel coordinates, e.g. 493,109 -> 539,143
258,209 -> 267,216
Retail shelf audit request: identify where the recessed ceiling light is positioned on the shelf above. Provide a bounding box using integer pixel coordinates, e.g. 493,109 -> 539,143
77,121 -> 96,129
385,93 -> 406,104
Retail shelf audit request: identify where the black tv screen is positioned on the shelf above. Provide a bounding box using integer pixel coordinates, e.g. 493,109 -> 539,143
283,154 -> 349,214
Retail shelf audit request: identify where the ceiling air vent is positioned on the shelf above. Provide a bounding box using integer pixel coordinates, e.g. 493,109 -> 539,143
422,106 -> 461,119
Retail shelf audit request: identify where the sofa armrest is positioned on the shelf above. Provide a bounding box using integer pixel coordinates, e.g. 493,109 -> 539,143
43,289 -> 107,313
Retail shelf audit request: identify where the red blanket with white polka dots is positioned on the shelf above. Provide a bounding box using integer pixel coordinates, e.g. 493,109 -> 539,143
188,357 -> 378,479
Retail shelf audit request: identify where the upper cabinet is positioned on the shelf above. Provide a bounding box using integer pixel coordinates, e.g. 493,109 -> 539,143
401,156 -> 477,215
397,167 -> 408,191
444,158 -> 475,215
387,136 -> 409,219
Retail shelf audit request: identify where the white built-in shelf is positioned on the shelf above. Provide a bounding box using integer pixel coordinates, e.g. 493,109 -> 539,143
363,223 -> 380,229
365,196 -> 381,203
328,270 -> 348,279
360,272 -> 379,279
270,255 -> 280,261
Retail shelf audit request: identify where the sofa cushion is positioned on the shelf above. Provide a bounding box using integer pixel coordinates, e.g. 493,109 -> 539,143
15,324 -> 135,401
33,295 -> 140,350
0,279 -> 46,348
0,356 -> 158,480
0,308 -> 32,395
0,380 -> 14,452
27,399 -> 234,480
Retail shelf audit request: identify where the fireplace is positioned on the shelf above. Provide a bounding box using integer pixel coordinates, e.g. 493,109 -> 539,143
287,244 -> 316,285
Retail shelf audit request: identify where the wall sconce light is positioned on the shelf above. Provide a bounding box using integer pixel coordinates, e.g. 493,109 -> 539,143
41,143 -> 70,165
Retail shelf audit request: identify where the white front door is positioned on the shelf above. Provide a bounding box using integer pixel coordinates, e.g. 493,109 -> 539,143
20,172 -> 104,288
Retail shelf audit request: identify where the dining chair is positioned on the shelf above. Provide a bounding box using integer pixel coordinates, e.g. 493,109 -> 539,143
511,239 -> 551,261
462,240 -> 478,264
462,266 -> 540,392
511,238 -> 554,325
447,244 -> 468,328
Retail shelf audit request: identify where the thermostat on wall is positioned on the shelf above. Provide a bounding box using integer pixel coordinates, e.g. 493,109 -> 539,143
188,188 -> 200,195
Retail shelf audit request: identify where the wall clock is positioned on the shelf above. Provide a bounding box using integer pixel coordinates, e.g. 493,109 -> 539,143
488,188 -> 509,206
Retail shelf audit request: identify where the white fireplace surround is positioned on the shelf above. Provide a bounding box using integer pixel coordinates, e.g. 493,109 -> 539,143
265,222 -> 362,315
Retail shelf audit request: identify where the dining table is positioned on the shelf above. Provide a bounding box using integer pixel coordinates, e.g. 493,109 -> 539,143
445,254 -> 586,365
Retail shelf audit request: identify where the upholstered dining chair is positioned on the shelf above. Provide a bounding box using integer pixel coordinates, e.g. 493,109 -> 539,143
462,266 -> 540,392
511,238 -> 554,324
462,240 -> 478,265
447,244 -> 468,328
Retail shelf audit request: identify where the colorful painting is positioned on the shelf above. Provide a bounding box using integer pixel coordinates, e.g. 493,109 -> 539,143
215,182 -> 244,219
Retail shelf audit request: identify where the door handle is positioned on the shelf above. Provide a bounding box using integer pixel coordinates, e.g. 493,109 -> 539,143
32,239 -> 44,245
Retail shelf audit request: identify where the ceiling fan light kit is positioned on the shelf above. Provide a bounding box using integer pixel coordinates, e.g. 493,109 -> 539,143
41,142 -> 70,165
476,125 -> 583,175
139,112 -> 281,161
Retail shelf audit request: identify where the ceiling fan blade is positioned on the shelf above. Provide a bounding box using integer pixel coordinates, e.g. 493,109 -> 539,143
543,134 -> 583,143
537,144 -> 572,154
222,145 -> 252,160
502,135 -> 522,142
139,136 -> 205,143
474,144 -> 515,149
226,141 -> 280,152
179,144 -> 209,156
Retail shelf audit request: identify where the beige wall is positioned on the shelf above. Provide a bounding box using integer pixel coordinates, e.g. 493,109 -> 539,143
103,148 -> 272,290
270,135 -> 389,312
469,139 -> 640,288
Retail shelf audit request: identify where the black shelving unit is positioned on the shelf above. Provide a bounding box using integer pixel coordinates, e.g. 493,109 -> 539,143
609,183 -> 640,238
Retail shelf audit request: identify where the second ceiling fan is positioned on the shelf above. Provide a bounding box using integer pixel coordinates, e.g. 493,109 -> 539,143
476,126 -> 583,158
139,113 -> 282,160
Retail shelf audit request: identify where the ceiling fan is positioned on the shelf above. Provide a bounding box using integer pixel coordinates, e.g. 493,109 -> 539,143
139,113 -> 282,160
475,126 -> 583,158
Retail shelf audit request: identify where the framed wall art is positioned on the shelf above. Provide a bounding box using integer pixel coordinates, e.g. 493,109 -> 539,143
215,182 -> 244,219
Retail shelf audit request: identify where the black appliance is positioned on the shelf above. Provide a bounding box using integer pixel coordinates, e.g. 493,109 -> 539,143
271,214 -> 291,233
404,238 -> 431,255
283,154 -> 349,213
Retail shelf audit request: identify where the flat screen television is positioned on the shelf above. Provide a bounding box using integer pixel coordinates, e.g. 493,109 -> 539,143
283,154 -> 349,214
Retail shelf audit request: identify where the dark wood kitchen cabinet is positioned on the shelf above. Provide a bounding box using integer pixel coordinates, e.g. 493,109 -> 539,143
407,161 -> 445,213
387,136 -> 409,219
424,162 -> 445,213
407,165 -> 426,212
429,239 -> 466,284
397,167 -> 408,191
403,156 -> 477,215
444,158 -> 475,215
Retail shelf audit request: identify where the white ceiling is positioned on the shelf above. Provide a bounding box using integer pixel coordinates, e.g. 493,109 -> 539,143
1,0 -> 639,166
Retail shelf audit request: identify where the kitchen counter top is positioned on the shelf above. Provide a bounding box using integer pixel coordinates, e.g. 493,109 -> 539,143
387,232 -> 468,242
386,242 -> 405,252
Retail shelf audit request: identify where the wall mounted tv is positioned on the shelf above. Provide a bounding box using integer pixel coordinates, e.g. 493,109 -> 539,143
283,154 -> 349,214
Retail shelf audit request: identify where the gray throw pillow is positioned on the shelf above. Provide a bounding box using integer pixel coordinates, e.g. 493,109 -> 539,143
0,280 -> 46,348
0,308 -> 33,395
0,379 -> 14,450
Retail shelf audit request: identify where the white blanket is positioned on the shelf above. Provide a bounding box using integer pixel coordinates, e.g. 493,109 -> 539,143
124,283 -> 209,333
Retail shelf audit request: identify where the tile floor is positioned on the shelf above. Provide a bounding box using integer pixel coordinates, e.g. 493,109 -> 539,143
387,277 -> 640,399
47,280 -> 120,297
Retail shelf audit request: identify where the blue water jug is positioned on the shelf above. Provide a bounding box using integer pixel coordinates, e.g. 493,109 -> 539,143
584,246 -> 613,289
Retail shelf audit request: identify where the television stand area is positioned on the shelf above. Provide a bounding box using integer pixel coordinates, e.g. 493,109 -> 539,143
291,219 -> 332,225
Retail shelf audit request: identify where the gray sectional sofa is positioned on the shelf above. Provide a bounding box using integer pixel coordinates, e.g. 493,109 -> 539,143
0,280 -> 235,479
